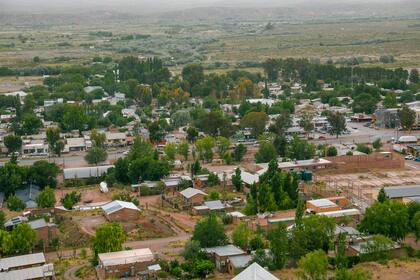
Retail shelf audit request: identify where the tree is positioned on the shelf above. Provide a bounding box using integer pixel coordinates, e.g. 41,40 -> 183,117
0,211 -> 4,229
232,167 -> 242,192
232,222 -> 251,250
299,112 -> 314,137
335,233 -> 347,269
164,143 -> 177,161
241,112 -> 269,137
182,64 -> 204,91
335,268 -> 371,280
85,146 -> 108,165
53,140 -> 65,157
327,112 -> 347,138
12,224 -> 36,254
171,111 -> 191,128
36,187 -> 56,208
190,160 -> 201,177
195,136 -> 215,162
192,215 -> 227,247
359,200 -> 409,241
215,136 -> 230,158
186,127 -> 199,142
412,212 -> 420,241
177,142 -> 189,161
326,146 -> 338,157
248,249 -> 276,270
262,58 -> 279,81
92,223 -> 126,258
298,250 -> 328,280
91,129 -> 106,148
182,240 -> 205,261
0,162 -> 25,196
3,134 -> 22,154
377,188 -> 389,203
383,93 -> 397,109
398,105 -> 416,132
372,138 -> 382,151
6,195 -> 26,211
233,144 -> 247,162
360,234 -> 394,261
207,173 -> 220,187
28,160 -> 60,188
46,127 -> 61,156
271,111 -> 292,136
269,222 -> 289,269
287,136 -> 315,160
409,68 -> 419,84
255,141 -> 277,163
356,144 -> 372,154
62,191 -> 81,210
0,230 -> 12,256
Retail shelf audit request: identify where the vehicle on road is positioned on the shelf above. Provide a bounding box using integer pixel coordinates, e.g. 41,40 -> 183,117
405,155 -> 415,160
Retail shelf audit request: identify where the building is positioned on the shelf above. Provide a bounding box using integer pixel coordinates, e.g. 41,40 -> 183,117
178,188 -> 207,206
21,140 -> 49,156
63,165 -> 114,180
97,248 -> 155,279
276,158 -> 332,172
374,108 -> 399,128
28,219 -> 59,247
101,200 -> 141,222
64,137 -> 87,152
226,254 -> 252,274
306,198 -> 341,214
192,200 -> 232,215
105,132 -> 127,147
231,262 -> 279,280
384,185 -> 420,203
0,264 -> 55,280
204,245 -> 246,272
161,175 -> 192,195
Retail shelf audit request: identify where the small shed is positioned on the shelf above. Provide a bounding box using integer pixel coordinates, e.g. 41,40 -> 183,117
179,187 -> 207,206
204,245 -> 246,272
101,200 -> 140,222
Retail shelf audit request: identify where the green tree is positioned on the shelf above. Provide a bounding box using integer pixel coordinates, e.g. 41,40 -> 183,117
409,68 -> 419,84
0,211 -> 4,229
360,234 -> 394,261
359,201 -> 409,241
335,233 -> 347,269
412,212 -> 420,241
372,138 -> 382,151
182,240 -> 205,261
35,187 -> 56,208
53,140 -> 65,157
398,105 -> 416,132
28,160 -> 60,188
91,129 -> 106,148
192,215 -> 227,247
6,195 -> 26,211
298,250 -> 328,280
12,224 -> 36,254
164,143 -> 177,161
287,136 -> 315,160
241,112 -> 269,137
255,141 -> 277,163
335,268 -> 371,280
269,222 -> 289,269
383,93 -> 397,109
326,146 -> 338,157
327,112 -> 347,138
207,173 -> 220,187
62,191 -> 81,210
4,134 -> 22,154
182,64 -> 204,91
0,162 -> 25,196
186,127 -> 199,142
92,223 -> 126,258
232,222 -> 250,250
85,146 -> 108,165
377,188 -> 389,203
232,167 -> 242,192
46,127 -> 61,156
299,112 -> 315,137
233,144 -> 247,162
215,136 -> 230,158
195,136 -> 215,162
0,230 -> 12,256
177,142 -> 189,161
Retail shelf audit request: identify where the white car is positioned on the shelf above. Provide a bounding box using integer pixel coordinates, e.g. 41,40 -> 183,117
405,155 -> 415,160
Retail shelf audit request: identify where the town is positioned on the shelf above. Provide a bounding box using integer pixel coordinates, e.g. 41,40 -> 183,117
1,1 -> 420,280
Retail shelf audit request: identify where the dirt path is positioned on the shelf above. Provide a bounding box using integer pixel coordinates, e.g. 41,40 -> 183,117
63,264 -> 85,280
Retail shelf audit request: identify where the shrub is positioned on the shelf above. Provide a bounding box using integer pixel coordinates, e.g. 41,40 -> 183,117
7,195 -> 26,211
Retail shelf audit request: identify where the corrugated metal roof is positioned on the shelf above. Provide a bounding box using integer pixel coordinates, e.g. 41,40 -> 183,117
63,165 -> 114,180
204,200 -> 225,210
28,218 -> 47,230
229,255 -> 252,268
384,185 -> 420,198
317,208 -> 360,218
101,200 -> 140,215
0,253 -> 45,270
179,188 -> 207,199
0,264 -> 54,280
204,245 -> 245,257
308,198 -> 337,208
98,248 -> 154,267
232,262 -> 279,280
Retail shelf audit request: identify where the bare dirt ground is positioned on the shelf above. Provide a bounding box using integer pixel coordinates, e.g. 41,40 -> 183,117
0,76 -> 43,93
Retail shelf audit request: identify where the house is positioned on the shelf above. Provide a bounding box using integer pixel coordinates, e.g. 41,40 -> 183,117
178,188 -> 207,206
64,137 -> 86,152
101,200 -> 140,222
276,158 -> 332,172
21,140 -> 49,156
204,245 -> 246,272
227,211 -> 246,225
227,254 -> 252,274
0,264 -> 55,280
161,175 -> 192,195
347,237 -> 401,257
28,218 -> 59,247
247,210 -> 296,231
192,200 -> 232,215
0,252 -> 46,271
231,262 -> 279,280
97,248 -> 155,279
63,165 -> 114,180
384,185 -> 420,203
105,132 -> 127,147
306,198 -> 341,214
15,184 -> 40,208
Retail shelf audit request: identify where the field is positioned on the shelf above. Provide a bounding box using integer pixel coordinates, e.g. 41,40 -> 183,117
1,16 -> 420,73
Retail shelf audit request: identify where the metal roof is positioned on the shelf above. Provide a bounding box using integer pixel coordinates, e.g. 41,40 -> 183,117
204,200 -> 225,211
28,218 -> 48,230
307,198 -> 338,208
227,211 -> 246,218
317,208 -> 361,218
204,245 -> 245,257
179,188 -> 207,199
101,200 -> 140,215
232,262 -> 279,280
0,253 -> 45,270
63,165 -> 114,180
98,248 -> 154,267
0,264 -> 54,280
384,185 -> 420,198
335,226 -> 360,236
228,255 -> 252,269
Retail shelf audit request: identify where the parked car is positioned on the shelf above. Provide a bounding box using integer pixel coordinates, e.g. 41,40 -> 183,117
415,157 -> 420,162
405,155 -> 415,160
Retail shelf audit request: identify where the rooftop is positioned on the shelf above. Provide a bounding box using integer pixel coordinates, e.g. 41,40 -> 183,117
63,165 -> 114,180
384,185 -> 420,199
98,248 -> 154,267
0,264 -> 54,280
101,200 -> 140,215
204,245 -> 245,257
307,198 -> 338,208
229,254 -> 252,269
0,252 -> 45,270
179,187 -> 207,199
232,262 -> 279,280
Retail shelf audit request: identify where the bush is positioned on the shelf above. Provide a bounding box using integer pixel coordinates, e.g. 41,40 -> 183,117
62,191 -> 81,210
356,144 -> 372,154
7,195 -> 26,211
